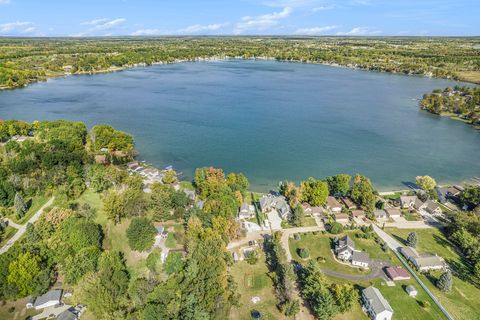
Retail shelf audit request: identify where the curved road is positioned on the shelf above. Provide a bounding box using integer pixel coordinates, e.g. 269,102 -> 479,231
0,197 -> 54,254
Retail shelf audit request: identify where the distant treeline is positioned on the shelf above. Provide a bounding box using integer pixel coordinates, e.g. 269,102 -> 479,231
1,37 -> 480,88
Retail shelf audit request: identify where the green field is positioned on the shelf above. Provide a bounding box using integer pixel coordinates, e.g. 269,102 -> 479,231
386,228 -> 480,320
229,251 -> 284,320
76,189 -> 106,226
281,217 -> 318,229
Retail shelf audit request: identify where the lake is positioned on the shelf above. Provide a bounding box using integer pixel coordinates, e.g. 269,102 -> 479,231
1,60 -> 479,191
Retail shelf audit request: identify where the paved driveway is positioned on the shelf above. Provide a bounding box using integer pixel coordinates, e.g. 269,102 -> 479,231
267,210 -> 282,230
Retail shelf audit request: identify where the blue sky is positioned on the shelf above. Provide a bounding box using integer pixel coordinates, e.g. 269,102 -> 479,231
0,0 -> 478,37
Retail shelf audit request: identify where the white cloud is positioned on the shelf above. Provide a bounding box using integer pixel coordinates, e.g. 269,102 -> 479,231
312,5 -> 335,12
294,25 -> 337,35
74,18 -> 126,36
130,29 -> 163,36
262,0 -> 319,7
336,27 -> 381,35
234,7 -> 292,34
0,21 -> 37,35
0,0 -> 12,4
178,23 -> 228,34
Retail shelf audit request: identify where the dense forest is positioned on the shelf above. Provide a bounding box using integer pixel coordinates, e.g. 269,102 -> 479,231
1,37 -> 480,89
420,86 -> 480,126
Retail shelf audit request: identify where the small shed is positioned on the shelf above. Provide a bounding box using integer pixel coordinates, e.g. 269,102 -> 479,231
406,285 -> 418,298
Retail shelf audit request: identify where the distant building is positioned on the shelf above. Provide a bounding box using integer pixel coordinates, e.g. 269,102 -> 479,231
259,194 -> 291,220
342,197 -> 357,210
334,212 -> 350,224
335,235 -> 355,261
155,225 -> 168,239
239,202 -> 255,219
302,203 -> 324,216
362,286 -> 394,320
373,209 -> 387,220
399,196 -> 422,209
385,208 -> 401,219
424,200 -> 441,215
351,209 -> 366,219
406,285 -> 418,298
385,266 -> 410,281
183,189 -> 196,201
399,246 -> 445,271
27,289 -> 63,310
326,196 -> 343,213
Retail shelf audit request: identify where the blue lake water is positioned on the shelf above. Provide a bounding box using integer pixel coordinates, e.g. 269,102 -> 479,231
1,60 -> 479,191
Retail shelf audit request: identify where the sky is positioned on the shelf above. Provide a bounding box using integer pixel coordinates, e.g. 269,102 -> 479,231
0,0 -> 479,37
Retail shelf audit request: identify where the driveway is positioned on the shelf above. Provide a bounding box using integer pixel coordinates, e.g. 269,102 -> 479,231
266,210 -> 282,230
0,197 -> 54,255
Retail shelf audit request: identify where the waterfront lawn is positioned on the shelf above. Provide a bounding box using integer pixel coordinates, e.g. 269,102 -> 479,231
289,232 -> 369,276
229,251 -> 284,320
76,189 -> 106,226
386,228 -> 480,320
0,226 -> 17,247
12,194 -> 49,224
402,210 -> 421,221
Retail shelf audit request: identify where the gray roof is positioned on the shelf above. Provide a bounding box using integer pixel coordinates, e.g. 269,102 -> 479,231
400,195 -> 417,206
337,235 -> 355,250
363,286 -> 393,315
352,251 -> 370,264
406,285 -> 417,293
414,198 -> 424,210
425,200 -> 440,213
240,202 -> 250,212
385,208 -> 401,217
156,226 -> 165,234
57,308 -> 78,320
399,246 -> 420,260
415,255 -> 444,268
374,209 -> 387,218
33,289 -> 62,307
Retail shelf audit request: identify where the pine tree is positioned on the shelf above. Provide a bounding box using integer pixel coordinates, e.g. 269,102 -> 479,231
437,270 -> 452,292
14,192 -> 27,219
407,232 -> 418,248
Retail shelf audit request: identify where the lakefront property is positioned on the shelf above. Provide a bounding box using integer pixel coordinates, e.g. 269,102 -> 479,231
0,3 -> 479,318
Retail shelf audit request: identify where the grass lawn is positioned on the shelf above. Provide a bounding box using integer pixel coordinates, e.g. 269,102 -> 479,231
165,232 -> 177,249
0,297 -> 40,320
289,232 -> 370,276
0,226 -> 17,247
104,218 -> 149,280
179,181 -> 194,190
402,210 -> 421,221
282,217 -> 317,229
12,194 -> 49,224
386,227 -> 480,320
75,189 -> 106,226
229,251 -> 284,320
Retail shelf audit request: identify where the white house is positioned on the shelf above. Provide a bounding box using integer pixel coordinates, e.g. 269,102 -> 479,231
385,208 -> 401,219
259,194 -> 291,220
399,246 -> 445,272
335,235 -> 355,261
27,289 -> 63,310
362,286 -> 393,320
326,196 -> 343,213
424,200 -> 442,215
239,202 -> 256,219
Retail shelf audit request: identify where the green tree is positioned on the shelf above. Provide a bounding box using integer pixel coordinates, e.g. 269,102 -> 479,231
290,205 -> 305,227
103,190 -> 124,224
301,178 -> 329,206
416,175 -> 436,192
14,192 -> 27,219
351,175 -> 375,213
162,169 -> 177,184
437,270 -> 453,292
146,248 -> 161,273
126,217 -> 157,251
330,283 -> 358,313
461,186 -> 480,209
326,174 -> 351,196
7,252 -> 42,297
407,232 -> 418,248
163,252 -> 184,275
245,250 -> 259,265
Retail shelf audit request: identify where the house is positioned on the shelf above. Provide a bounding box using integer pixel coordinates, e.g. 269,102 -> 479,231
27,289 -> 63,310
342,197 -> 357,210
335,235 -> 355,261
351,209 -> 366,219
11,135 -> 29,143
127,161 -> 139,170
352,251 -> 370,268
399,196 -> 419,209
362,286 -> 394,320
373,209 -> 388,220
385,266 -> 410,281
406,285 -> 418,298
446,185 -> 463,197
259,194 -> 291,219
424,200 -> 441,215
385,208 -> 401,219
196,200 -> 204,209
155,225 -> 168,239
326,196 -> 343,213
302,203 -> 324,216
435,187 -> 448,204
94,154 -> 108,164
239,202 -> 256,219
399,247 -> 445,271
183,189 -> 196,201
334,212 -> 350,224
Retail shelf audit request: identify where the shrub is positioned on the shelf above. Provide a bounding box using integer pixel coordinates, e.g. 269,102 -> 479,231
126,217 -> 157,251
245,250 -> 259,265
294,234 -> 301,240
329,222 -> 344,234
419,300 -> 430,309
317,256 -> 326,263
298,248 -> 310,259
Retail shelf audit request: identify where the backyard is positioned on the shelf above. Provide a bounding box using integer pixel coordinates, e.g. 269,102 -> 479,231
386,227 -> 480,320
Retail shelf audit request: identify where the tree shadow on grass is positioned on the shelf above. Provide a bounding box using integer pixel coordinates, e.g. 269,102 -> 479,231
391,234 -> 407,246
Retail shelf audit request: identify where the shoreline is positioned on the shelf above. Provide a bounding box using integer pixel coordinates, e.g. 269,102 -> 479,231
1,55 -> 476,92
